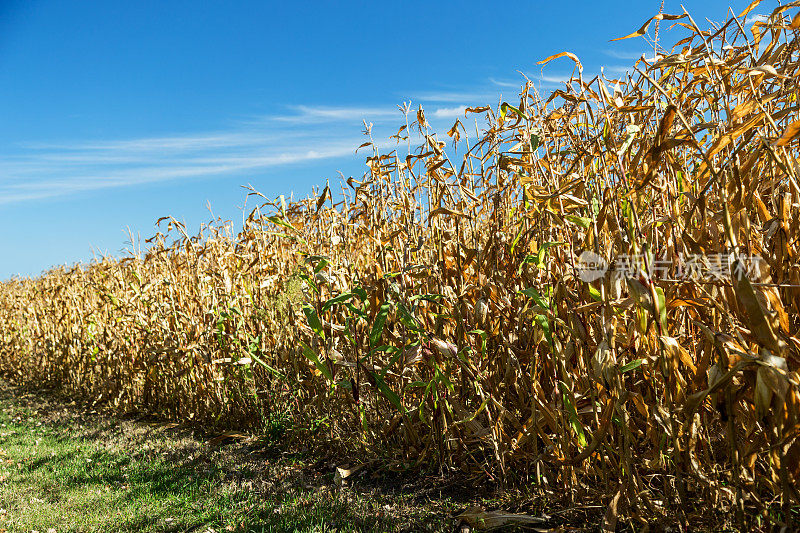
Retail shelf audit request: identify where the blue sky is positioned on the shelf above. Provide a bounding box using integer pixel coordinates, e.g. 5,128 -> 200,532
0,0 -> 758,279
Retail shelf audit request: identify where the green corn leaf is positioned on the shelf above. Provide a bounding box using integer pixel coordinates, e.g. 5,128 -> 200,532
620,359 -> 644,373
267,215 -> 295,232
302,304 -> 325,339
565,215 -> 592,229
537,241 -> 565,266
250,353 -> 291,383
344,302 -> 367,320
521,241 -> 565,272
409,294 -> 443,304
510,226 -> 525,255
530,133 -> 540,151
397,303 -> 421,331
297,272 -> 319,294
558,381 -> 587,447
434,363 -> 455,393
313,257 -> 329,273
369,302 -> 392,347
588,285 -> 602,302
377,346 -> 403,379
353,286 -> 368,302
519,287 -> 550,310
500,102 -> 528,120
300,341 -> 332,381
368,370 -> 405,413
535,314 -> 554,347
321,292 -> 355,313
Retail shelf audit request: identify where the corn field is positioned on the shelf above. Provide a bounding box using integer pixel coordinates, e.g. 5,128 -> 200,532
2,2 -> 800,528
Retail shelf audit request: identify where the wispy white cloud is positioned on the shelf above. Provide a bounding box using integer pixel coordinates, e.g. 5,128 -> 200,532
602,65 -> 632,75
538,73 -> 571,84
603,49 -> 646,60
431,106 -> 467,119
0,143 -> 365,204
527,71 -> 578,88
603,49 -> 661,63
271,105 -> 398,124
0,145 -> 372,205
0,67 -> 518,207
412,90 -> 496,103
23,132 -> 282,153
745,14 -> 767,25
489,77 -> 521,88
0,104 -> 403,204
0,97 -> 480,205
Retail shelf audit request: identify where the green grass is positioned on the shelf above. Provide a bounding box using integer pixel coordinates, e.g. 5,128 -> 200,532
0,383 -> 456,532
0,384 -> 729,532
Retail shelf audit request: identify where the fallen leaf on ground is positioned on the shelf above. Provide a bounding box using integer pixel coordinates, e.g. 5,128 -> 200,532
457,506 -> 548,530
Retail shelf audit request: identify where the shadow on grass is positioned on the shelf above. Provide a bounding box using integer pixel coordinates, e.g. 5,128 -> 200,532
3,423 -> 412,530
0,381 -> 464,532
